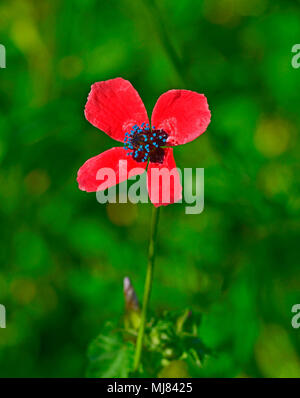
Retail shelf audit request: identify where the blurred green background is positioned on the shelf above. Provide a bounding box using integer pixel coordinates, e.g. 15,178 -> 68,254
1,0 -> 300,377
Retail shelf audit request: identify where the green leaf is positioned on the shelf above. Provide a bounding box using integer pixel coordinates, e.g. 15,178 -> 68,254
87,324 -> 135,378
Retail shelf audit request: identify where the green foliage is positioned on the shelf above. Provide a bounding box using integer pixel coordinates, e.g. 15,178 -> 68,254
87,324 -> 135,378
0,0 -> 300,377
87,310 -> 210,378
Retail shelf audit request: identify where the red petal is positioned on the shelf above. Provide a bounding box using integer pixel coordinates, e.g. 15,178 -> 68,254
147,148 -> 182,207
151,89 -> 211,146
77,147 -> 147,192
85,78 -> 149,142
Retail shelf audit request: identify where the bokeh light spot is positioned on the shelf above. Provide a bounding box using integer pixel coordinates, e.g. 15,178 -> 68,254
106,202 -> 138,227
254,118 -> 291,157
25,169 -> 50,196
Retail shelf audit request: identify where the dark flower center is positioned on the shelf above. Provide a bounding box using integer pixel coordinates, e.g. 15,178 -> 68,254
124,123 -> 168,164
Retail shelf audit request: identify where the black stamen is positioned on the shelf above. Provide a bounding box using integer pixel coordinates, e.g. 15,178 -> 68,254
124,124 -> 168,164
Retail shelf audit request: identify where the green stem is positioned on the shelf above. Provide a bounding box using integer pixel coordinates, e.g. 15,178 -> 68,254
133,206 -> 160,373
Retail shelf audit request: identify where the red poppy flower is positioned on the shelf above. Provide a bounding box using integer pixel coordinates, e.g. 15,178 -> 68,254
77,78 -> 211,207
